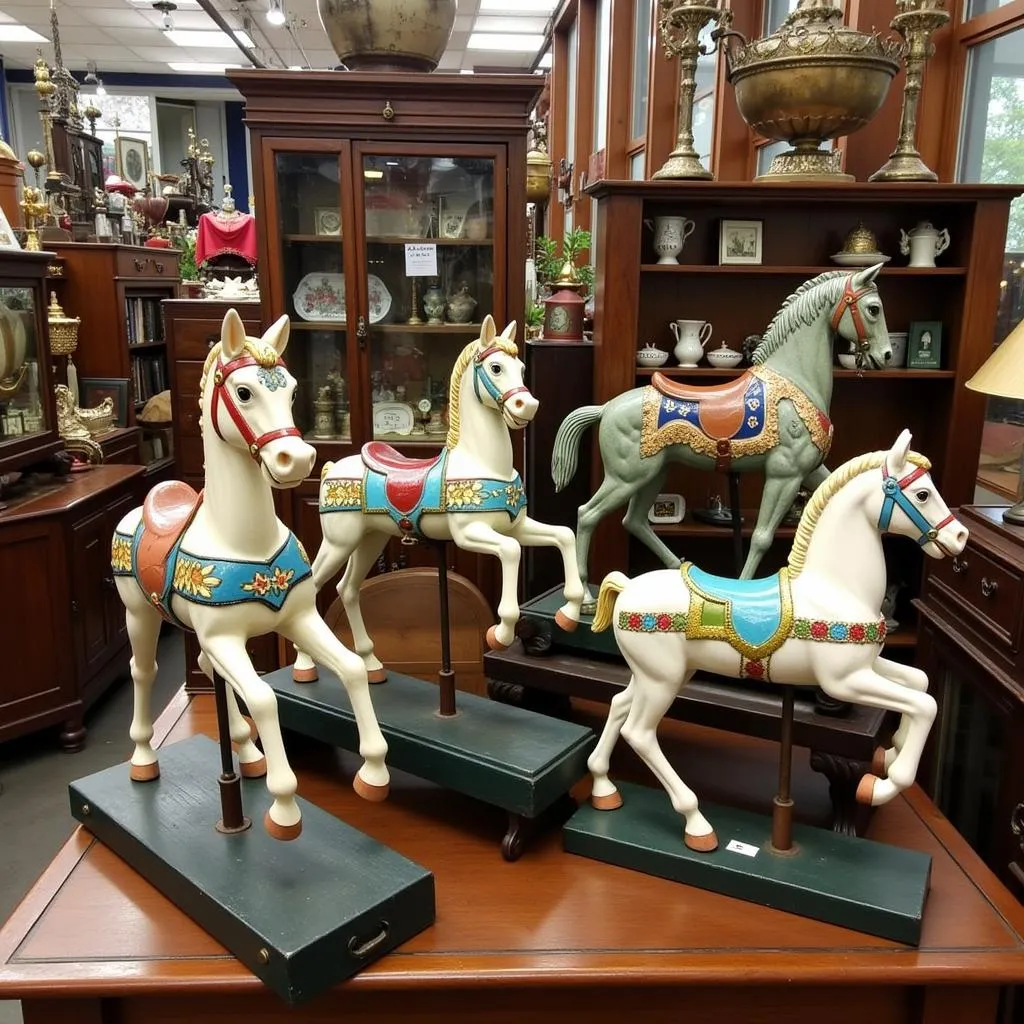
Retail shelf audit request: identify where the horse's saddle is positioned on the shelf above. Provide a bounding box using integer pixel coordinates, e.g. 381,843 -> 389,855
136,481 -> 202,600
361,441 -> 447,536
681,562 -> 794,661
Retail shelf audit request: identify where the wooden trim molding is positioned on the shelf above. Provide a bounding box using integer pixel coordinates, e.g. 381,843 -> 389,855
573,0 -> 597,230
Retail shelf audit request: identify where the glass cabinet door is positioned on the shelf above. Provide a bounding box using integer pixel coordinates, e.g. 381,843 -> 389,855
0,285 -> 50,443
274,150 -> 351,443
357,151 -> 502,445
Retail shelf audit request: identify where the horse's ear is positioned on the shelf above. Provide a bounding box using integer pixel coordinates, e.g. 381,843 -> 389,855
480,314 -> 496,347
221,308 -> 247,359
502,319 -> 517,343
265,314 -> 291,357
851,262 -> 884,290
885,429 -> 913,476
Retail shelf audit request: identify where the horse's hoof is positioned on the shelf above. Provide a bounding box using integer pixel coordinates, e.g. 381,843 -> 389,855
264,810 -> 302,841
685,830 -> 719,853
353,775 -> 390,802
368,668 -> 387,684
239,756 -> 267,779
486,625 -> 510,651
555,609 -> 580,633
292,665 -> 318,683
870,745 -> 887,777
856,773 -> 879,806
130,761 -> 160,782
591,790 -> 623,811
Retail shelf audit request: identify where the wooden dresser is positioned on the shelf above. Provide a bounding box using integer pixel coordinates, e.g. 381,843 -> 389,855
0,465 -> 145,749
917,504 -> 1024,898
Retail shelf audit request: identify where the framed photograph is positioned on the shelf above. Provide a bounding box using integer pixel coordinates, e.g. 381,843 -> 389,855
314,206 -> 341,236
80,377 -> 130,427
719,219 -> 763,265
115,136 -> 150,192
0,204 -> 20,250
907,321 -> 943,369
648,493 -> 686,525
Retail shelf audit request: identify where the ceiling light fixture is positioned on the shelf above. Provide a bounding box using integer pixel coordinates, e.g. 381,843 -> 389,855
0,24 -> 47,42
467,32 -> 545,51
479,0 -> 557,11
83,61 -> 107,96
153,0 -> 177,32
164,29 -> 242,47
266,0 -> 287,27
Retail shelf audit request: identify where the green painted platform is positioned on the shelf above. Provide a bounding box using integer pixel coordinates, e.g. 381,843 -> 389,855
564,781 -> 930,945
521,585 -> 620,658
264,667 -> 596,819
69,734 -> 435,1005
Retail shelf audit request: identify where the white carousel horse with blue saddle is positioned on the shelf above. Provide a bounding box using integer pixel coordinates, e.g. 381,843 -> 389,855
585,430 -> 967,852
111,309 -> 389,841
291,314 -> 585,684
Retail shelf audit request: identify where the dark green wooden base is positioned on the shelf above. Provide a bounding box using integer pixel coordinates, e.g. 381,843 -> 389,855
263,666 -> 595,831
563,781 -> 930,945
69,734 -> 435,1004
521,585 -> 619,658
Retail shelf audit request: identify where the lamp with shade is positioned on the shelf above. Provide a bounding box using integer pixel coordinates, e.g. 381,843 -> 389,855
966,317 -> 1024,525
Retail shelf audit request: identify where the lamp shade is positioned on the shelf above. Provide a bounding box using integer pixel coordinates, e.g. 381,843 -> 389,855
966,318 -> 1024,399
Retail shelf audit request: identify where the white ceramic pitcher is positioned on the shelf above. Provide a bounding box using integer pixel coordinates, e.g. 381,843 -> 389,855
645,216 -> 696,265
900,221 -> 950,268
670,319 -> 713,366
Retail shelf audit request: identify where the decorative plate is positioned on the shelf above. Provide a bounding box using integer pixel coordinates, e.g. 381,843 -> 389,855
830,252 -> 892,267
373,402 -> 415,436
366,273 -> 392,324
293,272 -> 345,322
648,493 -> 685,525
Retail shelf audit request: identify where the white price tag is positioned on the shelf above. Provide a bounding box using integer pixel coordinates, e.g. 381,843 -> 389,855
405,243 -> 438,277
725,839 -> 759,858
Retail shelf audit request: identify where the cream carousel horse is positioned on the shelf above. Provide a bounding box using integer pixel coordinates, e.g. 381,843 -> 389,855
586,430 -> 966,852
292,314 -> 584,683
111,310 -> 389,840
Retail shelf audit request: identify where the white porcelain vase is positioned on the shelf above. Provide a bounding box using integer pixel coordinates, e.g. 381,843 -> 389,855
645,216 -> 696,265
670,319 -> 712,366
899,221 -> 950,268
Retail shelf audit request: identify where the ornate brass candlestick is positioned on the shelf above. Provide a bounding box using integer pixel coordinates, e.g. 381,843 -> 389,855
869,0 -> 950,182
21,186 -> 48,252
652,0 -> 732,180
33,55 -> 60,184
83,100 -> 102,136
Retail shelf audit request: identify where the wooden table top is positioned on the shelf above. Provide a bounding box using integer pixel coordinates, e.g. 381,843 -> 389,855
3,689 -> 1024,1001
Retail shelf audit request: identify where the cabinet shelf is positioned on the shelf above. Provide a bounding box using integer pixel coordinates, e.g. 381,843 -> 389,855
290,321 -> 347,332
373,322 -> 484,333
641,264 -> 968,276
636,367 -> 956,380
366,236 -> 493,246
285,234 -> 343,244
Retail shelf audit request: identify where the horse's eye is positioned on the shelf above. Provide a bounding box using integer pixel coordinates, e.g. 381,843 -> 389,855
490,363 -> 502,375
915,489 -> 930,502
867,303 -> 880,317
236,385 -> 252,402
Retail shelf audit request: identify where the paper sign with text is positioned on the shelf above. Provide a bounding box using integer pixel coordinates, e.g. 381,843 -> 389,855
405,243 -> 438,277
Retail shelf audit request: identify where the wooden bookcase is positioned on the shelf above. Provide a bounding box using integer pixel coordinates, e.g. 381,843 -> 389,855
582,181 -> 1021,648
48,243 -> 180,475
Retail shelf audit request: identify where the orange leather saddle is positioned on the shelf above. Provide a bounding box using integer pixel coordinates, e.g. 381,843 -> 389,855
361,441 -> 444,516
650,370 -> 755,440
136,481 -> 203,600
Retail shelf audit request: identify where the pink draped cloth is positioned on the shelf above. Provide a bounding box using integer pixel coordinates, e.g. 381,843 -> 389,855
196,211 -> 258,266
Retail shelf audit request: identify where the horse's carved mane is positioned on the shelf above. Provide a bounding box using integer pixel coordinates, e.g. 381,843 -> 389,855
787,448 -> 931,578
752,271 -> 849,365
446,331 -> 518,448
198,339 -> 281,415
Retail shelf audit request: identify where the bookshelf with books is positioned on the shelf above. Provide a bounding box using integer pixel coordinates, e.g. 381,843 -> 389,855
48,243 -> 180,473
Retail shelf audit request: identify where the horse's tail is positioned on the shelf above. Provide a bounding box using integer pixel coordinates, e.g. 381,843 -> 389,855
552,405 -> 604,492
592,571 -> 631,633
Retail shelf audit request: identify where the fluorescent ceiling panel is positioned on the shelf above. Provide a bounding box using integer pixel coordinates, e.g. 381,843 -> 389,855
479,0 -> 556,10
474,16 -> 548,32
129,0 -> 203,6
164,29 -> 242,48
167,61 -> 242,72
0,24 -> 47,42
468,32 -> 544,50
537,51 -> 552,68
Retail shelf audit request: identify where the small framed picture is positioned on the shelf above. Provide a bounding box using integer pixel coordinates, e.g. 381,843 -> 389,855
907,321 -> 943,369
719,219 -> 763,265
115,136 -> 150,192
314,206 -> 341,236
0,205 -> 20,250
648,493 -> 686,525
80,377 -> 130,427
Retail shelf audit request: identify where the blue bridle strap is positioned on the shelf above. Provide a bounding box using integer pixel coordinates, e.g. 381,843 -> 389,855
472,345 -> 529,412
878,465 -> 952,547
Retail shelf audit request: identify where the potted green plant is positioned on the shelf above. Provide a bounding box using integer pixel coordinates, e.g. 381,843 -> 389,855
528,228 -> 593,339
176,230 -> 203,298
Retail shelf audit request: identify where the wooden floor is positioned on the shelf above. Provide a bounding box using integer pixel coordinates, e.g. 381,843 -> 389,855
2,688 -> 1024,1023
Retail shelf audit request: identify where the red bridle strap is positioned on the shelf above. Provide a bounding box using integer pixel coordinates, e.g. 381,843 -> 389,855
829,276 -> 875,352
474,345 -> 530,410
211,353 -> 301,461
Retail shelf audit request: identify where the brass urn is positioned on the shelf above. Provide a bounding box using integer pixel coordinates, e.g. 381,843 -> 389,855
717,0 -> 901,181
840,224 -> 880,256
526,120 -> 552,204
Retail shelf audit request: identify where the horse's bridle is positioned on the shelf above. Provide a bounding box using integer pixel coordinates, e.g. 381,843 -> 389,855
473,345 -> 530,415
829,276 -> 876,355
878,464 -> 956,549
211,352 -> 301,461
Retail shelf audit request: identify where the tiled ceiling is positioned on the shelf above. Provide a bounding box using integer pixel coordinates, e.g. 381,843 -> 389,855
0,0 -> 553,77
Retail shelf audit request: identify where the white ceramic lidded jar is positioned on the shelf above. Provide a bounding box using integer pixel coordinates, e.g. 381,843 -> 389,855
899,221 -> 950,268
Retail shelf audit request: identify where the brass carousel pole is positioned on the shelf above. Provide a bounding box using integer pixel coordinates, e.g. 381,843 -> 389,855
32,55 -> 60,184
869,0 -> 950,182
652,0 -> 732,180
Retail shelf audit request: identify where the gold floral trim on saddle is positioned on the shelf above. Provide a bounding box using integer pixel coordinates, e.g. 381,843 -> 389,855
639,365 -> 833,464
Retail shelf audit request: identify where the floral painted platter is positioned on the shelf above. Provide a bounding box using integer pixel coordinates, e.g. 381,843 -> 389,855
366,274 -> 392,324
293,272 -> 346,322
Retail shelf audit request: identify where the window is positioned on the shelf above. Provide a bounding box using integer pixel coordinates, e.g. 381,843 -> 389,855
764,0 -> 799,34
631,0 -> 652,142
692,22 -> 720,166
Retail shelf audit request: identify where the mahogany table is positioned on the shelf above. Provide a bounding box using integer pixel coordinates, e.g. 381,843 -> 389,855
3,688 -> 1024,1024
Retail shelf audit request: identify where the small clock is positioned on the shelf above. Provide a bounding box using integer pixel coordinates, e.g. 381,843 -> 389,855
417,397 -> 433,415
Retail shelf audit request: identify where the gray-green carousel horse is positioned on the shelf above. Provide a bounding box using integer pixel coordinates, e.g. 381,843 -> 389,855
552,265 -> 892,606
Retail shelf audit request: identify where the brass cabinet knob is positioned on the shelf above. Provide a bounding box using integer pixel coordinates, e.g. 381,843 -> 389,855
981,577 -> 999,599
382,100 -> 395,121
952,556 -> 968,575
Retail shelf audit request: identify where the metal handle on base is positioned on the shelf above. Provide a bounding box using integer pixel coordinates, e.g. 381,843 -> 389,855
348,921 -> 389,959
952,557 -> 968,575
981,577 -> 998,599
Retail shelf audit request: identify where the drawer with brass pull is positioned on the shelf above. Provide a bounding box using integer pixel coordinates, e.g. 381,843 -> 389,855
929,540 -> 1024,652
171,316 -> 261,361
115,250 -> 179,280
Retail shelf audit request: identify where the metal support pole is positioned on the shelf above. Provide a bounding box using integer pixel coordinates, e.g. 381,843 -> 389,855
436,543 -> 457,717
213,672 -> 250,834
770,685 -> 796,855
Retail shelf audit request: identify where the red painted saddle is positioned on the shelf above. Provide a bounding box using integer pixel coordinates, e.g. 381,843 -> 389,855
650,370 -> 755,441
361,441 -> 442,516
136,480 -> 203,599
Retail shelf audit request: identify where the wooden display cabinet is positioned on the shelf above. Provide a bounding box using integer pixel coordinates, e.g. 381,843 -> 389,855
229,71 -> 541,607
583,181 -> 1021,649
